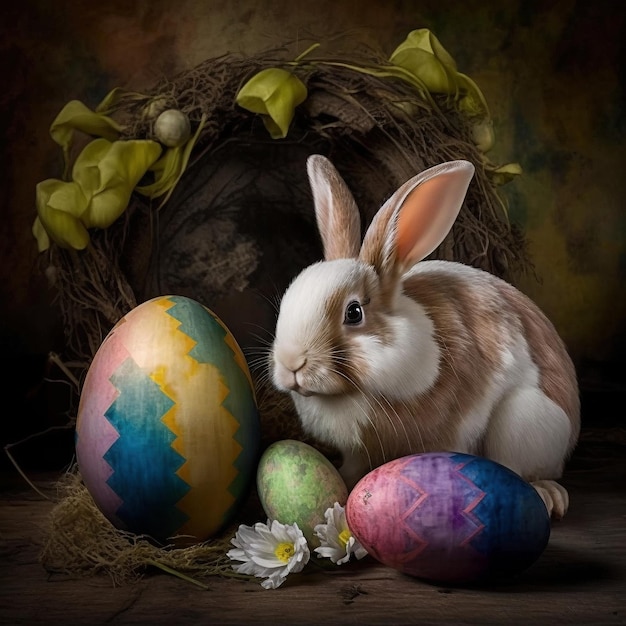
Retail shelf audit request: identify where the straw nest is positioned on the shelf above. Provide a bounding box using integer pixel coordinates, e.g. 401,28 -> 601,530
36,37 -> 530,585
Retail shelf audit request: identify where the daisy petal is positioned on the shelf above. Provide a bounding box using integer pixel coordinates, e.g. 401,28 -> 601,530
227,520 -> 310,589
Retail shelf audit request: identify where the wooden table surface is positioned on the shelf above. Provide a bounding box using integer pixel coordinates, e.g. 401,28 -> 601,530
1,431 -> 625,625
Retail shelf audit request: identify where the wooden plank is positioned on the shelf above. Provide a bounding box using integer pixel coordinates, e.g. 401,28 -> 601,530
0,442 -> 625,625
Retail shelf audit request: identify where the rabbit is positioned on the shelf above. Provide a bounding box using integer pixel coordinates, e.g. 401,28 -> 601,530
270,154 -> 580,519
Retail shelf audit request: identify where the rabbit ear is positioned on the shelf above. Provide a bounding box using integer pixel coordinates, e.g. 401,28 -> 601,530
360,160 -> 475,275
307,155 -> 362,260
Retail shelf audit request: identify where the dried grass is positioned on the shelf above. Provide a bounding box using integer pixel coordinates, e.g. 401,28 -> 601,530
40,468 -> 250,587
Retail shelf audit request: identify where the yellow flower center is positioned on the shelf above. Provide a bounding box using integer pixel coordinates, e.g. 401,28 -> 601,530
338,528 -> 352,548
274,542 -> 295,563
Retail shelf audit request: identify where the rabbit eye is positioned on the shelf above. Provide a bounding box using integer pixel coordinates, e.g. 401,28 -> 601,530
344,300 -> 363,325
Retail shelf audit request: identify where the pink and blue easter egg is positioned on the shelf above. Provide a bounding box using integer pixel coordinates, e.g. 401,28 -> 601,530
346,452 -> 550,585
75,295 -> 260,544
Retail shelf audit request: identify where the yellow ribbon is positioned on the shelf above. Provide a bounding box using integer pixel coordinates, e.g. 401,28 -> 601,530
34,28 -> 521,253
389,29 -> 491,136
49,99 -> 124,180
389,29 -> 520,183
34,138 -> 162,251
33,179 -> 90,251
33,88 -> 204,251
236,68 -> 307,139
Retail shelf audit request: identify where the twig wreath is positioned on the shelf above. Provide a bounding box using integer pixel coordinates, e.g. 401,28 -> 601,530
30,29 -> 531,585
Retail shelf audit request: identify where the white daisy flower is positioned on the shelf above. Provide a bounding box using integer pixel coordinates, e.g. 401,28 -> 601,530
227,519 -> 310,589
313,502 -> 368,565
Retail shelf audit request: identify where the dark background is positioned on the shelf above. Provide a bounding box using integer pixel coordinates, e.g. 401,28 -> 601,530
1,0 -> 624,471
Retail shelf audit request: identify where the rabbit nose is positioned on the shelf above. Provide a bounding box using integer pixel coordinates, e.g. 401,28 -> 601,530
274,360 -> 308,394
273,344 -> 310,393
276,343 -> 307,374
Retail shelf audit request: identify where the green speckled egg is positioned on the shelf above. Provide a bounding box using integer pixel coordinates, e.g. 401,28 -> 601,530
256,439 -> 348,546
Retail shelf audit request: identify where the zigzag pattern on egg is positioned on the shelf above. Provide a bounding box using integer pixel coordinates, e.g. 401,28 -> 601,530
77,295 -> 260,543
453,453 -> 541,559
385,454 -> 488,569
104,357 -> 190,539
449,455 -> 488,550
159,296 -> 257,535
346,451 -> 551,584
203,311 -> 259,511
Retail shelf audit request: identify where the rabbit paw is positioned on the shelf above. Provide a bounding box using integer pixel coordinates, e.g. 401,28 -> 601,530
532,480 -> 569,520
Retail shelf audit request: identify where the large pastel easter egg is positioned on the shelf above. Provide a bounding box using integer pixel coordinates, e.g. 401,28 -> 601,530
257,439 -> 348,546
75,295 -> 260,544
346,452 -> 550,584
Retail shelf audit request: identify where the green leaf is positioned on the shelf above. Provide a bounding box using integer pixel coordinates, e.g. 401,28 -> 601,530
391,29 -> 458,71
472,118 -> 495,153
74,139 -> 162,228
95,87 -> 127,113
456,73 -> 490,118
314,61 -> 435,106
95,87 -> 149,114
34,136 -> 162,250
50,100 -> 123,147
49,100 -> 124,179
70,138 -> 111,196
389,29 -> 459,95
389,29 -> 490,120
31,217 -> 50,252
489,162 -> 523,185
35,179 -> 90,250
136,145 -> 184,197
236,68 -> 307,138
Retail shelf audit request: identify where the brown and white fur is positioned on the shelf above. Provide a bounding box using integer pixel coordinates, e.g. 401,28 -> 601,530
271,155 -> 580,519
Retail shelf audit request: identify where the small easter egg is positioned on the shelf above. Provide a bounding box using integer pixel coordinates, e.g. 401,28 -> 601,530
256,439 -> 348,546
154,109 -> 191,147
75,295 -> 260,544
346,452 -> 550,584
